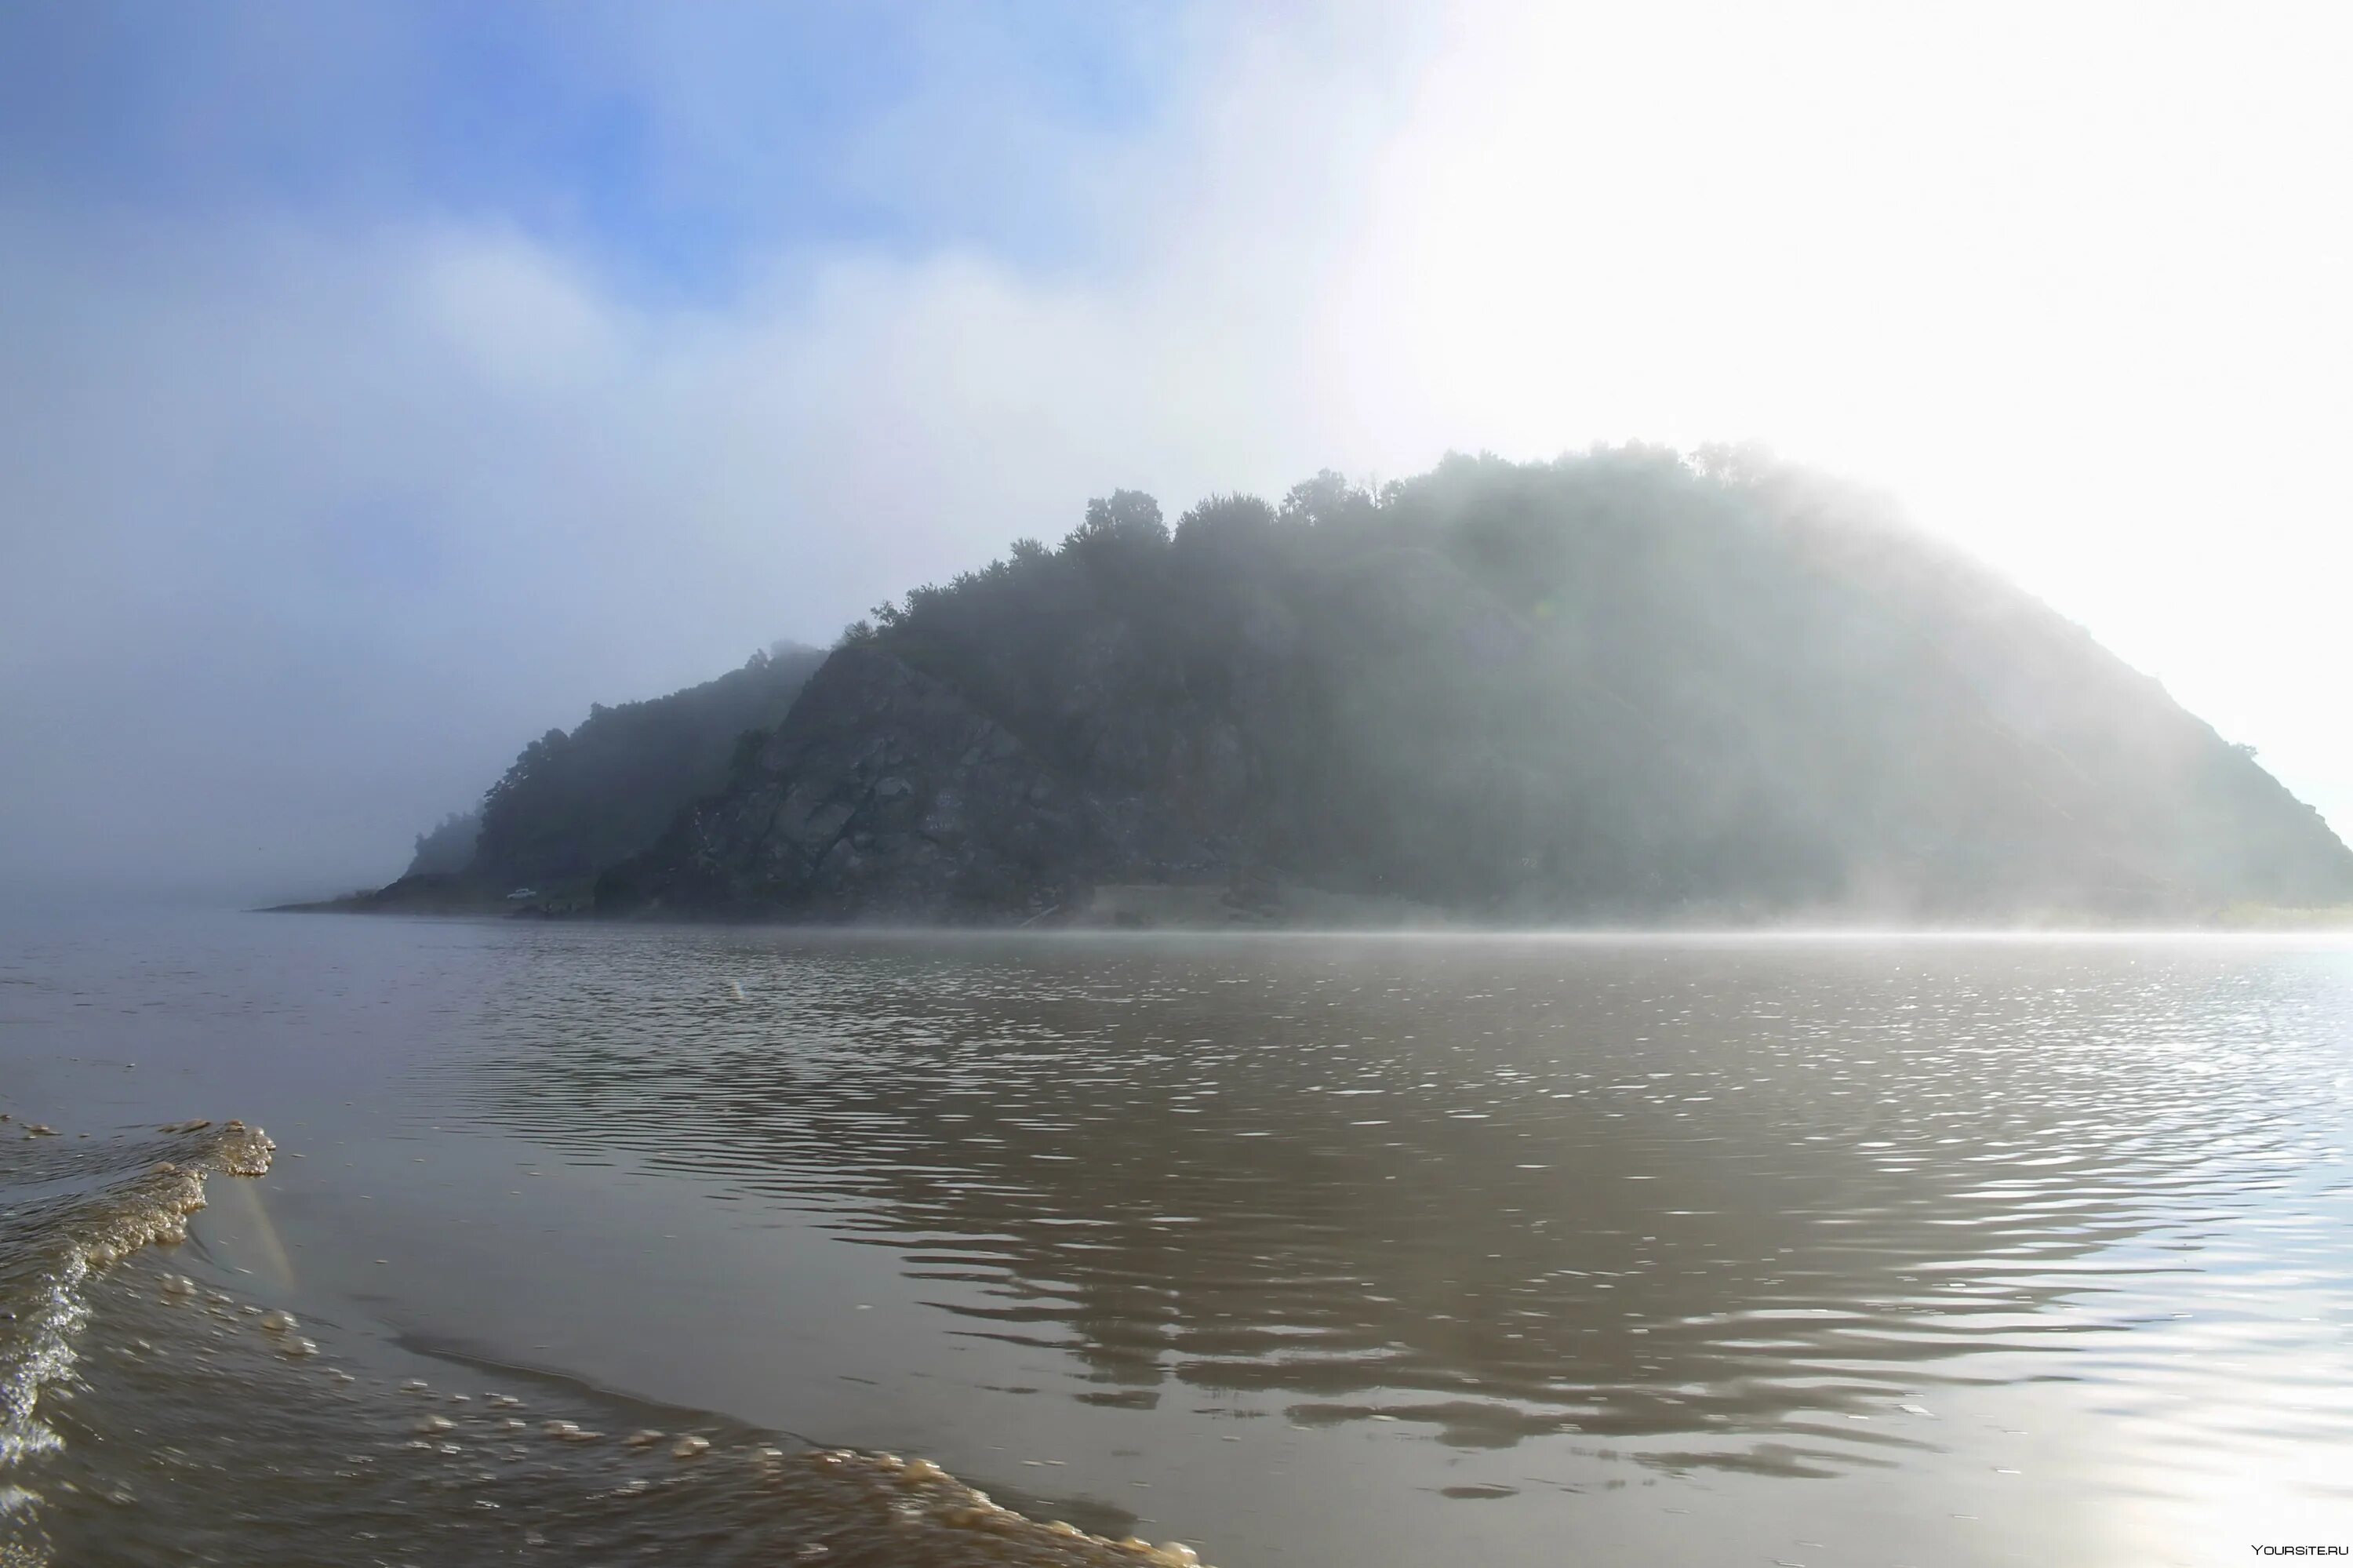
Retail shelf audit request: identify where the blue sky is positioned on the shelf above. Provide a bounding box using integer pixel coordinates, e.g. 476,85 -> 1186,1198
0,2 -> 1184,292
2,0 -> 2348,900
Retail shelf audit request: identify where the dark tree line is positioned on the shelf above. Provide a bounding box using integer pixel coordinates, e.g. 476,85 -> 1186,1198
403,809 -> 479,877
460,644 -> 826,889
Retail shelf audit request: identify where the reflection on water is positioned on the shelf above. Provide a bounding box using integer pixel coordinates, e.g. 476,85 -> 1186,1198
444,934 -> 2353,1489
8,918 -> 2351,1566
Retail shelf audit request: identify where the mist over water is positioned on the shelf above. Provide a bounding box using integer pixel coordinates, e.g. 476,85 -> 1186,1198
5,913 -> 2351,1564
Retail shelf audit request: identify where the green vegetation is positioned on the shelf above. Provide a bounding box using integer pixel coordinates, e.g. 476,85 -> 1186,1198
472,644 -> 825,888
407,644 -> 824,894
403,810 -> 478,877
816,446 -> 2353,919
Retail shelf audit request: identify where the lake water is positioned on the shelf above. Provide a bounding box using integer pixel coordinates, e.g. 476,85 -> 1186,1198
4,913 -> 2351,1566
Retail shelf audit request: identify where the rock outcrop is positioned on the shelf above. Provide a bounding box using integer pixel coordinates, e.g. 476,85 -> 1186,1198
597,648 -> 1232,922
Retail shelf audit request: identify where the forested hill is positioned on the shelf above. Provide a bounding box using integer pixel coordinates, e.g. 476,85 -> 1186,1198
367,643 -> 825,904
599,448 -> 2353,923
470,643 -> 827,890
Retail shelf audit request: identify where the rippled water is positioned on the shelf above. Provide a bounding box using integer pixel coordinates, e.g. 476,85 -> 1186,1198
5,914 -> 2351,1565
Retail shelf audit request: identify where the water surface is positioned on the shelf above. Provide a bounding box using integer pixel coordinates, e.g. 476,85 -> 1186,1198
4,914 -> 2350,1564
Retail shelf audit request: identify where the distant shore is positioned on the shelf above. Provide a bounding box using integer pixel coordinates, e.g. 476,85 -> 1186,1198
263,872 -> 584,919
262,875 -> 1450,929
265,874 -> 2353,933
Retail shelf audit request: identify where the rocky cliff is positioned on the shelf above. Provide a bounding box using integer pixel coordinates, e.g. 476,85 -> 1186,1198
597,648 -> 1233,922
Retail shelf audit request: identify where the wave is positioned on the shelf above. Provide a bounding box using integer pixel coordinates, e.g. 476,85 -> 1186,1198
0,1111 -> 1213,1566
0,1115 -> 274,1480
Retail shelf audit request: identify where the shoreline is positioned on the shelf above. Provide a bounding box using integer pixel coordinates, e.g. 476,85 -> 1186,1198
4,1101 -> 1211,1565
260,878 -> 2353,935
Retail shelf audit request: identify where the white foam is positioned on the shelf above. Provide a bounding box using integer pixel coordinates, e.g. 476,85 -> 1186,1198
1,1119 -> 275,1486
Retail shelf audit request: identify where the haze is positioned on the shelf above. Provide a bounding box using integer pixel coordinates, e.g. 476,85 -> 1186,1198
2,1 -> 2348,903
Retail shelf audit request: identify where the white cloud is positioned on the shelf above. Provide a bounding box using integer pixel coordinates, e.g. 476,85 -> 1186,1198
3,0 -> 2348,900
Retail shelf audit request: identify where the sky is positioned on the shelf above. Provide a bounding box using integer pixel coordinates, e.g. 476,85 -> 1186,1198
2,0 -> 2348,902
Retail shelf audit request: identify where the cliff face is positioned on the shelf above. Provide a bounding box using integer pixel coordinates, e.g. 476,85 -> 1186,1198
598,649 -> 1231,922
603,451 -> 2353,924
